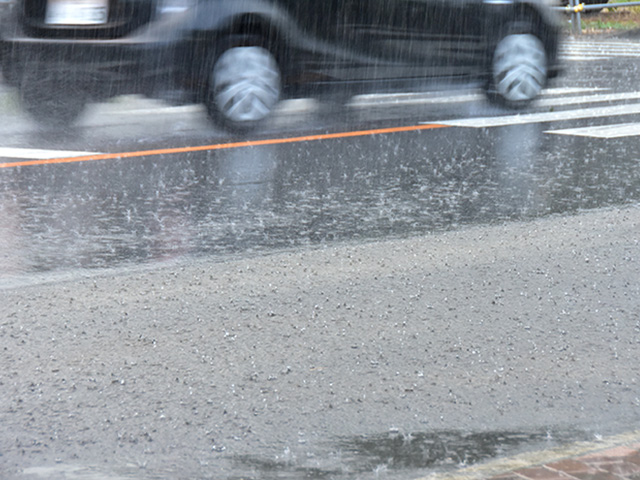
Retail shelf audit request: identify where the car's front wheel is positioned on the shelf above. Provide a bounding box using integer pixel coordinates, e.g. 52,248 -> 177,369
17,59 -> 87,128
20,84 -> 86,128
206,45 -> 282,133
486,31 -> 548,109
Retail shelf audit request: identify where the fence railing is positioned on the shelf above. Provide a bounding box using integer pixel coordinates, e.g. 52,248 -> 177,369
556,0 -> 640,34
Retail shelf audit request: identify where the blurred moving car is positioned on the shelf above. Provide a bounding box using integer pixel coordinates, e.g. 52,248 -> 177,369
0,0 -> 562,132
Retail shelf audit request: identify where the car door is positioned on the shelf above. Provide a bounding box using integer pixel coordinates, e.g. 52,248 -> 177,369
349,0 -> 488,80
273,0 -> 363,79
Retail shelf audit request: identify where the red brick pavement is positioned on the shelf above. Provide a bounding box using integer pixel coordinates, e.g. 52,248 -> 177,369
485,445 -> 640,480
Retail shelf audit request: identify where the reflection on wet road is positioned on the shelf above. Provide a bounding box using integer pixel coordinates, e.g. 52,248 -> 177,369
3,37 -> 640,480
2,39 -> 640,285
12,429 -> 597,480
233,429 -> 592,480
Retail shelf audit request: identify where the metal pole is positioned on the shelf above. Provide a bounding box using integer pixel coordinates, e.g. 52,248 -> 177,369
569,0 -> 582,34
576,2 -> 582,34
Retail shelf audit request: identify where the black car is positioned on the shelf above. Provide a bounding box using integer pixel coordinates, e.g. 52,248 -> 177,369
0,0 -> 562,132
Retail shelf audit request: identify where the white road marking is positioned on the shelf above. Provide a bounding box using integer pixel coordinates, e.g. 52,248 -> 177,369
428,88 -> 640,138
349,87 -> 605,108
349,92 -> 484,107
0,147 -> 100,160
536,91 -> 640,108
547,122 -> 640,138
561,39 -> 640,61
432,103 -> 640,128
562,56 -> 610,61
543,87 -> 608,95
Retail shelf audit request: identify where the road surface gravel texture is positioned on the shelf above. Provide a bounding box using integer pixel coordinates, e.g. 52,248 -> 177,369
1,206 -> 640,479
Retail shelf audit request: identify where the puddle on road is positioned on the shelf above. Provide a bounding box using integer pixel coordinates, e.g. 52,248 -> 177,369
15,429 -> 595,480
230,428 -> 591,480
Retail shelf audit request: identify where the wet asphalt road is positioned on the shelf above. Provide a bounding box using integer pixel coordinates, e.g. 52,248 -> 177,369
2,205 -> 640,480
2,37 -> 640,284
1,35 -> 640,480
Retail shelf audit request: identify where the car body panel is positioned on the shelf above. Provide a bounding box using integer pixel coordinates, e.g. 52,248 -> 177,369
0,0 -> 563,124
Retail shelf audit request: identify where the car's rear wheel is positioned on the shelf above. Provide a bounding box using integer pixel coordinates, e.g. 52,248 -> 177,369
486,30 -> 548,109
206,45 -> 282,133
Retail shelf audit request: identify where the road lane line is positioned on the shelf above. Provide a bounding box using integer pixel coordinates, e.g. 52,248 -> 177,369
561,40 -> 640,60
542,87 -> 607,96
0,123 -> 449,169
547,122 -> 640,138
537,91 -> 640,108
431,103 -> 640,128
0,147 -> 101,160
348,88 -> 606,108
562,55 -> 609,61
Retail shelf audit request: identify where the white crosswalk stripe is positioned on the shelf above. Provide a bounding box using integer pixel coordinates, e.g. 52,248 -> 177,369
0,147 -> 100,160
527,39 -> 640,136
561,39 -> 640,61
536,90 -> 640,108
549,122 -> 640,138
434,103 -> 640,128
430,89 -> 640,138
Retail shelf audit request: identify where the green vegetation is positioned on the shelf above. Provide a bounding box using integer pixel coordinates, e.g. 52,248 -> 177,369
563,4 -> 640,33
582,18 -> 638,30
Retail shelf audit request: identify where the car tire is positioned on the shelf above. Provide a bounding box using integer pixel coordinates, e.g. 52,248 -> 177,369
206,45 -> 282,133
486,30 -> 548,109
20,86 -> 86,128
18,58 -> 87,128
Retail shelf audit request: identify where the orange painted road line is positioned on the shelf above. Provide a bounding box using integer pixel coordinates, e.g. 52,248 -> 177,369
0,123 -> 449,169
